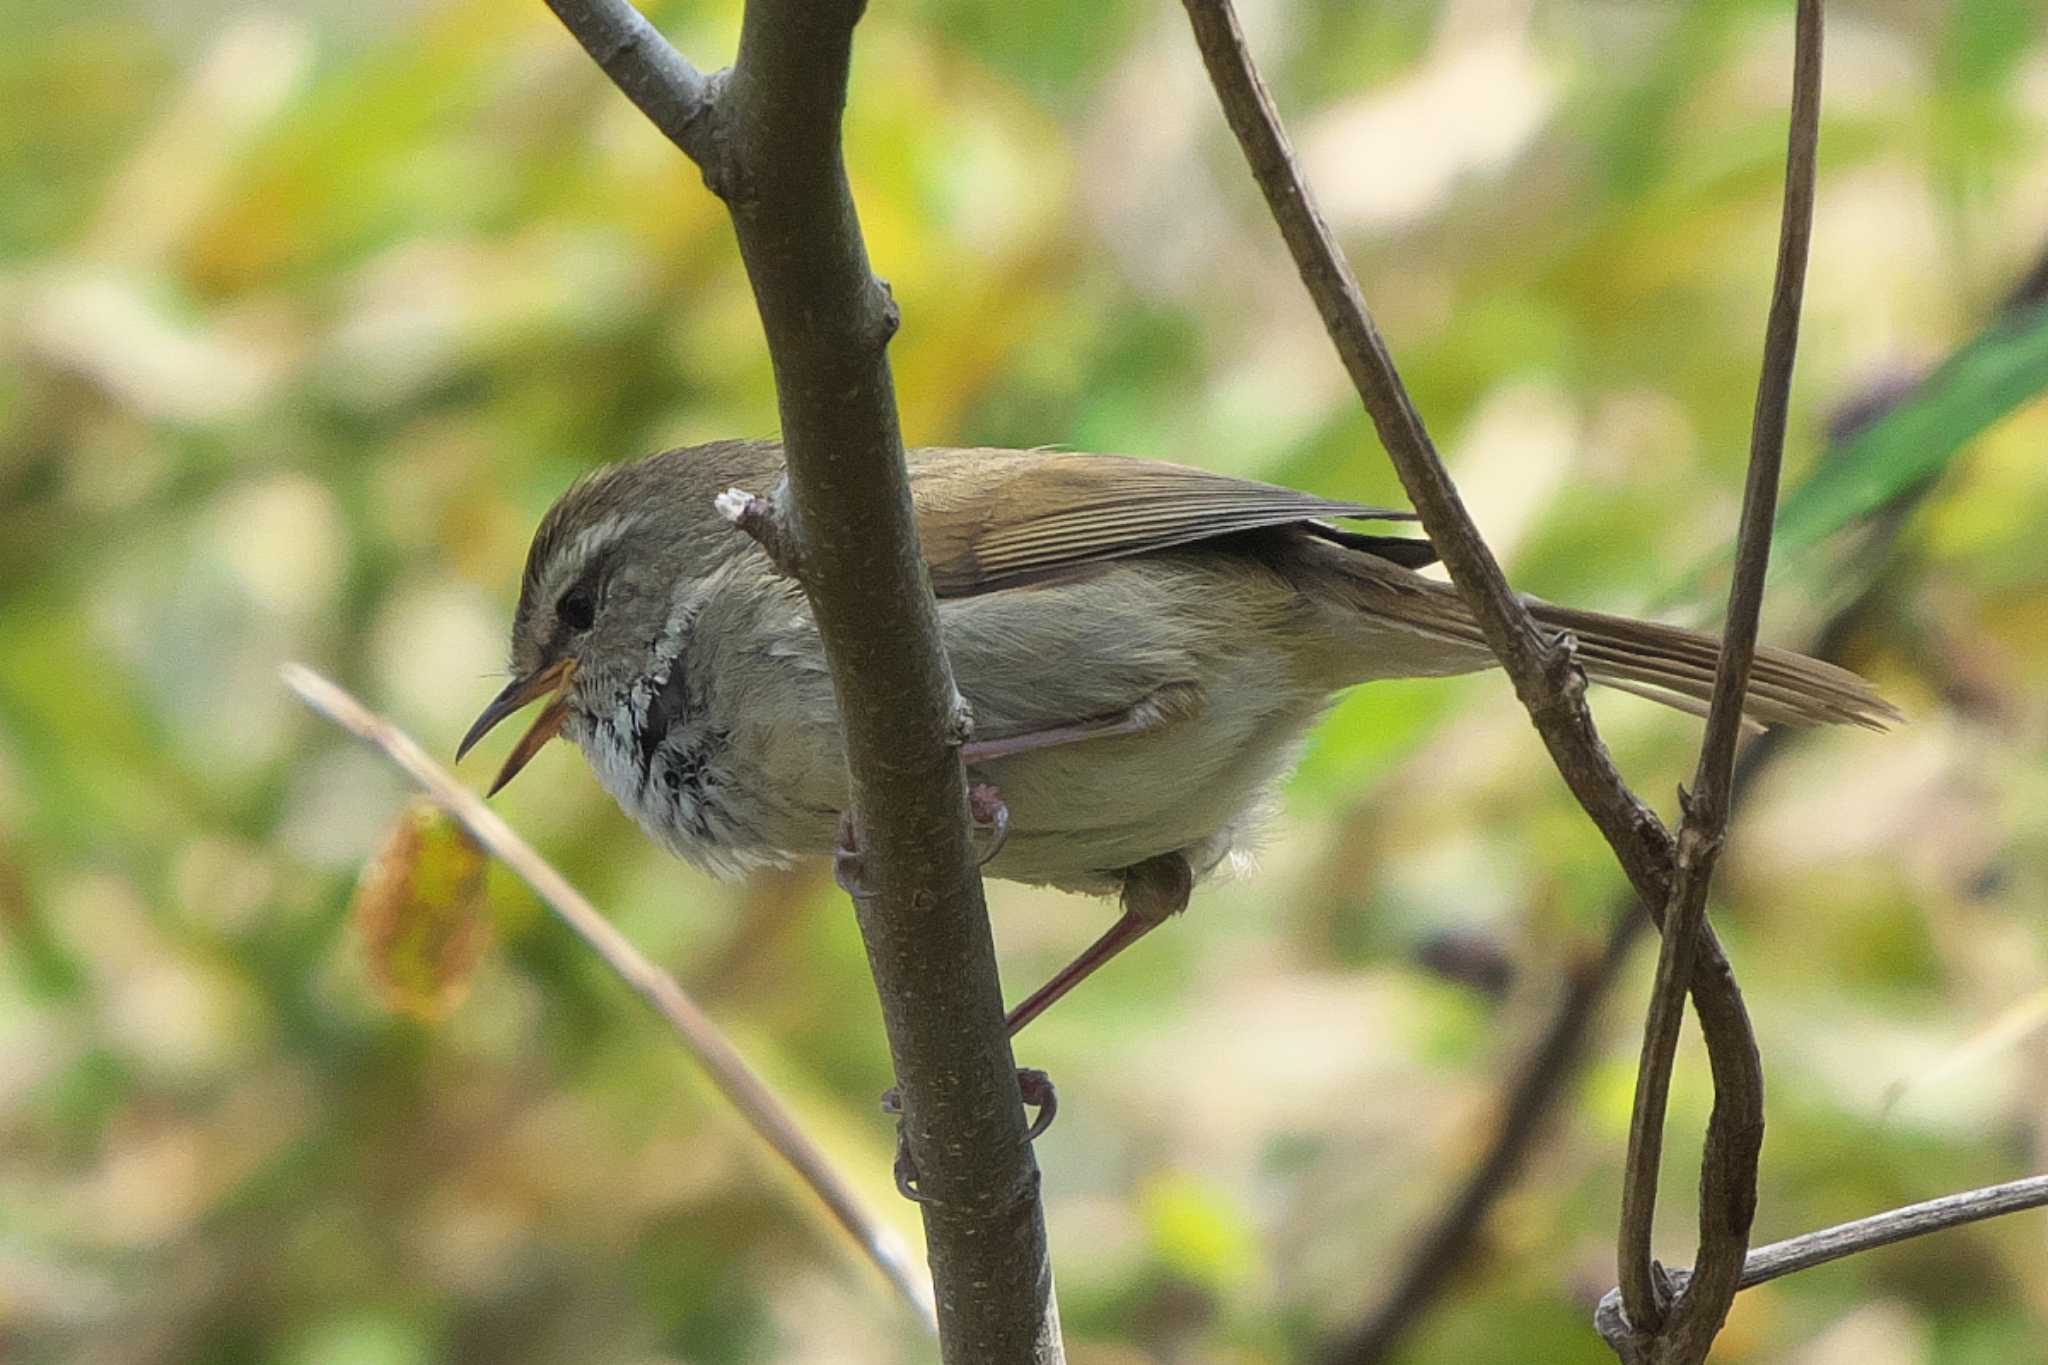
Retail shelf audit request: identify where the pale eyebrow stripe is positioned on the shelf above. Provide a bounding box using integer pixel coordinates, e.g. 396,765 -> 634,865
536,511 -> 644,608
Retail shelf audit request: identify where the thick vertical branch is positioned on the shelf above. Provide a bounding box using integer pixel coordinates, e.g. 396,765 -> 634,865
1610,3 -> 1823,1360
540,2 -> 1060,1360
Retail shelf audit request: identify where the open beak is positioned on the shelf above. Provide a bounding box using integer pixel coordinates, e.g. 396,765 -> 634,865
457,657 -> 578,796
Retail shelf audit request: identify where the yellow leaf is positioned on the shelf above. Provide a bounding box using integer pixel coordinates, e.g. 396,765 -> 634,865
350,799 -> 490,1021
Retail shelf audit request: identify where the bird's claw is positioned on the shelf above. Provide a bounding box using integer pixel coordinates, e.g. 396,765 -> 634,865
833,810 -> 872,899
880,1067 -> 1058,1206
1016,1067 -> 1057,1141
893,1129 -> 936,1205
840,787 -> 1007,888
969,782 -> 1011,868
880,1085 -> 936,1205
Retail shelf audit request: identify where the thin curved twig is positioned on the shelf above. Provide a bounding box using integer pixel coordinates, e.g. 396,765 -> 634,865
280,664 -> 938,1333
1613,3 -> 1823,1356
1172,5 -> 1760,1129
1178,0 -> 1676,921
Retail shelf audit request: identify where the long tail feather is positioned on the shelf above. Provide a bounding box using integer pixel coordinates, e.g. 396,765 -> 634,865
1311,546 -> 1899,730
1528,600 -> 1899,729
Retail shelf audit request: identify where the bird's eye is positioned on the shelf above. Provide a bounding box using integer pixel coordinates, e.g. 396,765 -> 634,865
557,585 -> 597,632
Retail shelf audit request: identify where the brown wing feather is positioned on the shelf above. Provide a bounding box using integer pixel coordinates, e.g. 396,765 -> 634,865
909,446 -> 1421,596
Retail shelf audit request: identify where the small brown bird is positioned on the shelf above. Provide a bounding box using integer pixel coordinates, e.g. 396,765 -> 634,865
461,441 -> 1896,1031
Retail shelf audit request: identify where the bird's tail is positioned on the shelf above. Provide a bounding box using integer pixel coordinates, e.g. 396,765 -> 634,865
1307,546 -> 1899,730
1518,598 -> 1897,728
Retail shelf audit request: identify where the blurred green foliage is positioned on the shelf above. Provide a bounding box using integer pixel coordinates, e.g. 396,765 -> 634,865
1778,298 -> 2048,553
3,0 -> 2048,1362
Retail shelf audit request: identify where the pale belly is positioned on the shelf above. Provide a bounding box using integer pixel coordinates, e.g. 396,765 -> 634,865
567,682 -> 1321,897
562,549 -> 1337,896
968,699 -> 1323,895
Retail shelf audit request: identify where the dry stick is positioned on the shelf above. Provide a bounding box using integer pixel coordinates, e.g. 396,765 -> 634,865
1612,4 -> 1823,1358
1737,1175 -> 2048,1288
279,664 -> 938,1332
537,4 -> 1059,1361
1592,1173 -> 2048,1318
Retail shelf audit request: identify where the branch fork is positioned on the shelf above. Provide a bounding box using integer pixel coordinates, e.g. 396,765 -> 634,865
1527,628 -> 1591,719
715,483 -> 805,580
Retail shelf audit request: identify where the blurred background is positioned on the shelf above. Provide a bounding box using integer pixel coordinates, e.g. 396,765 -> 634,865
5,0 -> 2048,1359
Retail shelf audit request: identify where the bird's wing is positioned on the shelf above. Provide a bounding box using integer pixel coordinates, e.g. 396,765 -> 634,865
909,447 -> 1429,597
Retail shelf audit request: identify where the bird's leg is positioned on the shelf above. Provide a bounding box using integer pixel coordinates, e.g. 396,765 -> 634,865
959,683 -> 1200,766
878,851 -> 1188,1179
874,690 -> 1198,1158
959,686 -> 1199,871
1004,851 -> 1194,1036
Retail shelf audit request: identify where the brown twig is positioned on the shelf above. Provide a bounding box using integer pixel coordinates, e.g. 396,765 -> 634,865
538,3 -> 1059,1360
278,664 -> 937,1332
1178,0 -> 1676,906
1172,4 -> 1791,1362
1736,1174 -> 2048,1287
1174,3 -> 1763,1143
1592,1172 -> 2048,1332
1611,4 -> 1823,1358
541,0 -> 722,170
